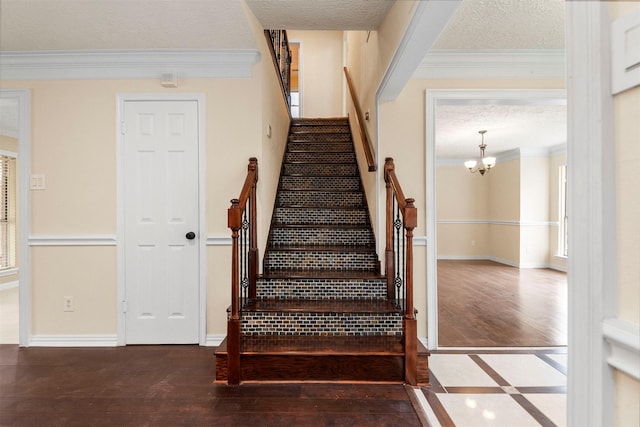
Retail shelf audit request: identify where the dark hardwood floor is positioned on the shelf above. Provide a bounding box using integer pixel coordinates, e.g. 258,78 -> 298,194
0,345 -> 424,426
438,260 -> 567,347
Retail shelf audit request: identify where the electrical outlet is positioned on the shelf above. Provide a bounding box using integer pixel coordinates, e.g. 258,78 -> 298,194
63,296 -> 74,312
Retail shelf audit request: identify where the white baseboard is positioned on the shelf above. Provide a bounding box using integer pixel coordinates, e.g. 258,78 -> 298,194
437,255 -> 487,261
548,263 -> 568,273
0,280 -> 18,291
205,334 -> 225,347
438,255 -> 567,272
30,334 -> 118,347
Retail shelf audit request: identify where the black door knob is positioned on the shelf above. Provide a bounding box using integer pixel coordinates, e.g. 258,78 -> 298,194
185,232 -> 196,240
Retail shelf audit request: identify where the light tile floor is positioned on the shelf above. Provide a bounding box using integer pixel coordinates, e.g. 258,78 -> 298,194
419,348 -> 567,427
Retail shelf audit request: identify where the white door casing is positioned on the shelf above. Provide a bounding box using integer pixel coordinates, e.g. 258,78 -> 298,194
122,99 -> 200,344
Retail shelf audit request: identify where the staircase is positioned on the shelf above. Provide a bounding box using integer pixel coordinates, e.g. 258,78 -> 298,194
215,118 -> 429,384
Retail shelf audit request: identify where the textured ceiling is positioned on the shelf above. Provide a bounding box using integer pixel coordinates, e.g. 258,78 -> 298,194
0,0 -> 257,51
436,102 -> 567,159
245,0 -> 394,30
433,0 -> 565,50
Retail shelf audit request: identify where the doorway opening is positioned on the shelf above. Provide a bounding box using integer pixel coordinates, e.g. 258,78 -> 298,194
289,42 -> 301,117
426,89 -> 568,349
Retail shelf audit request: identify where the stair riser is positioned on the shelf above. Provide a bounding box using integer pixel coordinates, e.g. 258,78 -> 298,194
285,152 -> 356,163
241,312 -> 403,336
269,227 -> 374,247
239,355 -> 404,382
283,163 -> 357,176
288,142 -> 353,152
274,208 -> 369,225
277,191 -> 364,207
280,176 -> 360,191
256,278 -> 387,300
264,250 -> 379,272
291,117 -> 349,127
289,133 -> 352,142
291,125 -> 350,133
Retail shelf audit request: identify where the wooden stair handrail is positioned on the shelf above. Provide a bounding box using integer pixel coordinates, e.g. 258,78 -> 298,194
344,67 -> 377,172
227,157 -> 259,385
384,157 -> 418,385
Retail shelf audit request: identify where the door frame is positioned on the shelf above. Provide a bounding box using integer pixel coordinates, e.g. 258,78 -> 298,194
116,93 -> 207,346
0,89 -> 31,346
424,88 -> 567,350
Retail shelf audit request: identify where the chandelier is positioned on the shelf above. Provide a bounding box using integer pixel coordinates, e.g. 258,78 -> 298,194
464,130 -> 496,176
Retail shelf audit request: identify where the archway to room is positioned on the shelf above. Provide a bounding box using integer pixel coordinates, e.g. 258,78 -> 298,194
0,89 -> 30,346
426,89 -> 568,348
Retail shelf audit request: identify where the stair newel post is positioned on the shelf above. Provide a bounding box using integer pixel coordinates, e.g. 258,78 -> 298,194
248,158 -> 259,301
228,198 -> 242,385
403,197 -> 418,385
403,198 -> 417,321
384,158 -> 395,300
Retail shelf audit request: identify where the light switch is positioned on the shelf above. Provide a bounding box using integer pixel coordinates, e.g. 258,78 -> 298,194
30,174 -> 45,190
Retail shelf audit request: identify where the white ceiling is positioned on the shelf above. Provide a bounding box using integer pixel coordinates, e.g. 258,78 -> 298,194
0,0 -> 257,51
245,0 -> 394,30
435,102 -> 567,160
433,0 -> 565,50
0,0 -> 567,156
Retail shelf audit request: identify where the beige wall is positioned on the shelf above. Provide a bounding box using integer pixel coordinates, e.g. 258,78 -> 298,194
437,146 -> 566,268
244,2 -> 292,267
287,30 -> 344,118
520,156 -> 550,267
610,2 -> 640,425
436,165 -> 489,258
345,31 -> 378,234
0,46 -> 289,336
378,78 -> 564,337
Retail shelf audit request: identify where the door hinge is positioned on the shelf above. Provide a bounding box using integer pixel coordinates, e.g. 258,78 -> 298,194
122,300 -> 128,313
121,121 -> 127,135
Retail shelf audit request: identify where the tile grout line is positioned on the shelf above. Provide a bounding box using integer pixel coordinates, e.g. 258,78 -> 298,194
510,393 -> 559,427
536,352 -> 568,375
468,354 -> 510,386
470,353 -> 563,426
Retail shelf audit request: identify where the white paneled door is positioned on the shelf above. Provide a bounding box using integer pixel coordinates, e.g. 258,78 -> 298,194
123,100 -> 200,344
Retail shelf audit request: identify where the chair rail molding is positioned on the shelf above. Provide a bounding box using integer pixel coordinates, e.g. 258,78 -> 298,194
603,318 -> 640,380
28,235 -> 117,246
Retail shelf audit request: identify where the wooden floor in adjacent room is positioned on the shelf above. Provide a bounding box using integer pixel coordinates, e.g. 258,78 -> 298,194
437,260 -> 567,347
0,345 -> 426,427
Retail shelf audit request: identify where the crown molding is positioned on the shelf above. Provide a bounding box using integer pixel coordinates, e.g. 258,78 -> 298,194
439,144 -> 566,165
414,49 -> 566,80
0,49 -> 261,81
